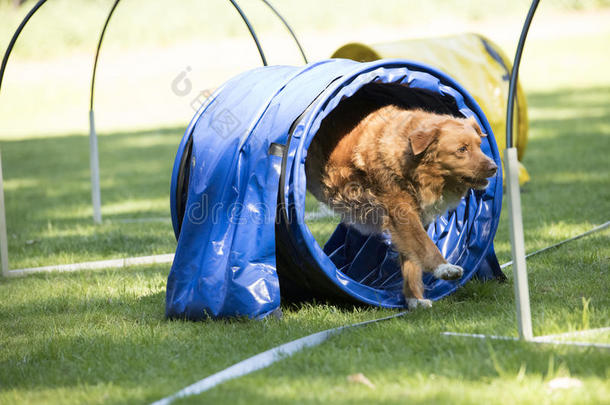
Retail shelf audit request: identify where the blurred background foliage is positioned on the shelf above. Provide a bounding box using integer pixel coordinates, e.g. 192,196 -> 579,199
1,0 -> 610,60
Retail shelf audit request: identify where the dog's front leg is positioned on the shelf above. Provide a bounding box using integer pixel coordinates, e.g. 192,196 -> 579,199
400,255 -> 432,309
386,206 -> 463,308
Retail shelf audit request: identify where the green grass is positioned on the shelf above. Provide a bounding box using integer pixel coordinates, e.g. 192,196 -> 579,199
1,3 -> 610,404
1,233 -> 608,404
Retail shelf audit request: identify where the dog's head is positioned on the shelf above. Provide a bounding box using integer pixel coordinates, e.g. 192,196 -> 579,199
408,115 -> 497,190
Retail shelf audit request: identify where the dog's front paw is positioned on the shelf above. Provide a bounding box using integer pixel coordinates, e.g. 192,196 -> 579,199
433,263 -> 464,280
407,298 -> 433,310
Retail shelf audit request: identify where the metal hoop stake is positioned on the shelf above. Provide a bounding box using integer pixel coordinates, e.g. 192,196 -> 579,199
89,110 -> 102,224
88,0 -> 121,224
505,148 -> 533,340
505,0 -> 539,340
0,150 -> 9,277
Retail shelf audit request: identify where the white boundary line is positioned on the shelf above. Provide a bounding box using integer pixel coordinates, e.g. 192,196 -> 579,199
150,311 -> 408,405
5,254 -> 174,277
0,208 -> 336,277
534,327 -> 610,340
442,331 -> 610,349
500,220 -> 610,270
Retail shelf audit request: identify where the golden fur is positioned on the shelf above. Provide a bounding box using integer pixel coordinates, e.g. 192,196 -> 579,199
306,104 -> 497,309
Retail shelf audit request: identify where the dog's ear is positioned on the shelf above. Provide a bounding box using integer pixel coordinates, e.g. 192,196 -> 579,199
467,116 -> 486,137
409,127 -> 439,156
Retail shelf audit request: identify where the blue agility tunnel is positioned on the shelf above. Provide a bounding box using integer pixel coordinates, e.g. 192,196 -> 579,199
167,58 -> 504,320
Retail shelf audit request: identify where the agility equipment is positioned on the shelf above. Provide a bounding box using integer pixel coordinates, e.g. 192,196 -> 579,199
167,58 -> 505,320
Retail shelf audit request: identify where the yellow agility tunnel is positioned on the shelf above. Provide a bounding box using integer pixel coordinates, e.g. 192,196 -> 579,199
332,33 -> 530,185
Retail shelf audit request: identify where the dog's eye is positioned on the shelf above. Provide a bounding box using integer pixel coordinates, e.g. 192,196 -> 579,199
457,145 -> 468,153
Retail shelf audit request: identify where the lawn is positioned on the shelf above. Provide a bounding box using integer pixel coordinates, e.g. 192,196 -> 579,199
1,1 -> 609,404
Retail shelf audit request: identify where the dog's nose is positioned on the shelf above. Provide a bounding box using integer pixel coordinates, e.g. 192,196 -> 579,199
485,161 -> 498,177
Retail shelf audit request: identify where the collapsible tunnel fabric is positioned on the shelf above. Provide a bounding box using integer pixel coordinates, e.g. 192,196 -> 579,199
332,34 -> 530,185
167,58 -> 504,320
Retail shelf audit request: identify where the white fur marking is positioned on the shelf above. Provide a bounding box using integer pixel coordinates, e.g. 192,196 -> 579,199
433,263 -> 464,280
407,298 -> 433,310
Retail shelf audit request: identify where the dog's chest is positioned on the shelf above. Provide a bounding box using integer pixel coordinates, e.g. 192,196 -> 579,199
419,190 -> 465,226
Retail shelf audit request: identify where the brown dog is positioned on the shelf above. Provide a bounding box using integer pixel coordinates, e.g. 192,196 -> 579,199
306,104 -> 497,309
